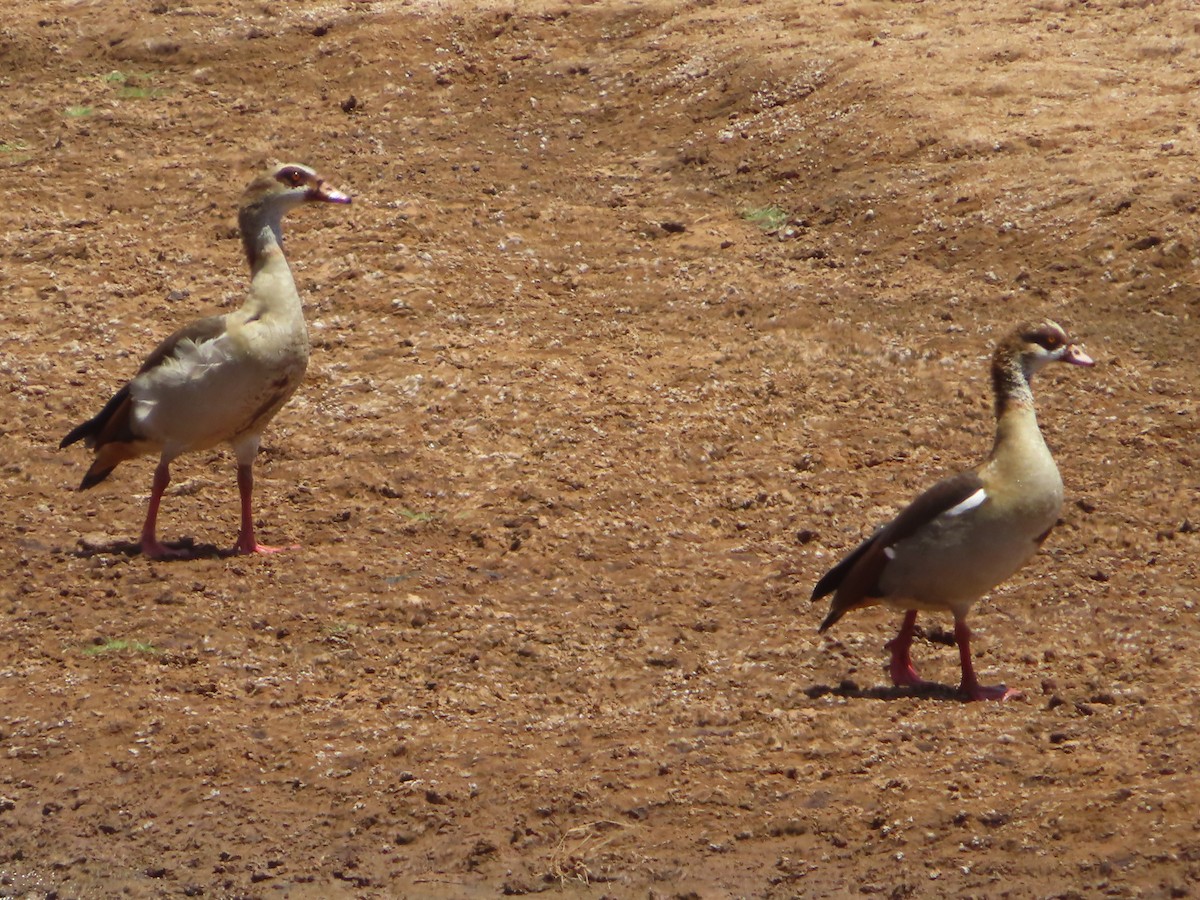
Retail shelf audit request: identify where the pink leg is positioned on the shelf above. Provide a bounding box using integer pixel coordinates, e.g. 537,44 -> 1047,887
140,460 -> 188,559
955,617 -> 1022,702
233,463 -> 296,555
885,610 -> 928,687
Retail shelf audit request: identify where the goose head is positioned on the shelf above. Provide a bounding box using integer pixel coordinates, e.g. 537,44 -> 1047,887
240,162 -> 352,216
237,162 -> 351,267
1010,320 -> 1094,378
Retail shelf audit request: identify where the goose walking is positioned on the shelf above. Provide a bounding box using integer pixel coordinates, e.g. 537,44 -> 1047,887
811,321 -> 1093,700
61,162 -> 351,559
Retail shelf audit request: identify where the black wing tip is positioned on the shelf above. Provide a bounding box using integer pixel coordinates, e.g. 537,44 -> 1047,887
810,571 -> 837,603
809,545 -> 860,603
817,607 -> 842,634
78,466 -> 114,491
60,422 -> 91,450
60,384 -> 134,451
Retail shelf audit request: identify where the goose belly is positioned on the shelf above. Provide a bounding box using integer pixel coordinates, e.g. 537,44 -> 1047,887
131,337 -> 307,454
877,499 -> 1061,615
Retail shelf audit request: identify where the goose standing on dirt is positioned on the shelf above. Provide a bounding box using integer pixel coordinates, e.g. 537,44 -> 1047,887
61,162 -> 351,559
811,321 -> 1093,700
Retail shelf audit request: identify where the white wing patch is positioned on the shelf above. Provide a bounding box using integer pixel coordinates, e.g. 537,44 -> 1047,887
154,335 -> 236,387
943,487 -> 988,517
130,333 -> 244,446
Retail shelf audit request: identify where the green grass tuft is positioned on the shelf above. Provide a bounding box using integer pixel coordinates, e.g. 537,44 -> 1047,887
742,205 -> 789,232
64,105 -> 94,118
398,508 -> 434,523
103,70 -> 165,100
83,639 -> 161,657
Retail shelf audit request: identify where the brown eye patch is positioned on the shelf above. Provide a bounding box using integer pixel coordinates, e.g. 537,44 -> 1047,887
276,166 -> 307,188
1026,325 -> 1065,351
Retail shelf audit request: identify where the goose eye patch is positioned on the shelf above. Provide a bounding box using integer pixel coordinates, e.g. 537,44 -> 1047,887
277,167 -> 307,187
1029,328 -> 1063,351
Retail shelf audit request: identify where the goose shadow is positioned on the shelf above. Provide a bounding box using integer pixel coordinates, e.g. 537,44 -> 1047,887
804,680 -> 970,703
69,537 -> 227,561
809,626 -> 983,701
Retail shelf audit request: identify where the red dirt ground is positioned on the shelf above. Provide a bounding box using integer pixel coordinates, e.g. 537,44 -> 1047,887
2,0 -> 1199,896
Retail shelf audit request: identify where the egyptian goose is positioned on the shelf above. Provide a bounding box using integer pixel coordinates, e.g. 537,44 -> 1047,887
60,162 -> 351,559
811,321 -> 1094,701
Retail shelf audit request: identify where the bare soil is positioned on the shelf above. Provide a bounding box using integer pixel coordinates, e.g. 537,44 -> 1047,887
3,1 -> 1199,897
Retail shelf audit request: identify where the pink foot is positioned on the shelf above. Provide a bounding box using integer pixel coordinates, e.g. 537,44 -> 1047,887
961,682 -> 1024,702
886,611 -> 930,688
233,464 -> 296,557
887,653 -> 930,688
954,618 -> 1022,702
232,538 -> 300,556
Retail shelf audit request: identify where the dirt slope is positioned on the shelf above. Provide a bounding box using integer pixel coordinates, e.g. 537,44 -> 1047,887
1,0 -> 1198,896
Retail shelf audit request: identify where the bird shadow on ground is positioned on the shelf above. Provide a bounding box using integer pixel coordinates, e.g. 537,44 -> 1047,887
807,626 -> 968,701
69,537 -> 227,561
804,680 -> 966,703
